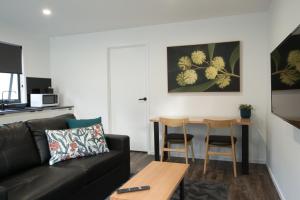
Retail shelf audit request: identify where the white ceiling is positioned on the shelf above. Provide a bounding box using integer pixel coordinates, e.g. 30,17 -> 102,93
0,0 -> 271,36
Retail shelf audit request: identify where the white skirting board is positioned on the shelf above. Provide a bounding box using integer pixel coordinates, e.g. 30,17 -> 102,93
266,164 -> 286,200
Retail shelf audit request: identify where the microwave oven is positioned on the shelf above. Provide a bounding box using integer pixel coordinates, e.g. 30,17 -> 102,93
30,94 -> 59,107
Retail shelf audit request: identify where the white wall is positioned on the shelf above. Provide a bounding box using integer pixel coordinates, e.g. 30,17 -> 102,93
0,21 -> 50,78
0,20 -> 50,104
50,12 -> 269,163
267,0 -> 300,199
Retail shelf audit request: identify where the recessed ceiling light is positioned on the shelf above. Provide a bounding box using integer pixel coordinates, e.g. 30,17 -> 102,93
42,8 -> 52,16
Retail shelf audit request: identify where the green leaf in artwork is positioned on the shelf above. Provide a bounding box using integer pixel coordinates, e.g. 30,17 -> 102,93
271,50 -> 280,71
208,43 -> 215,62
229,45 -> 240,73
170,80 -> 217,92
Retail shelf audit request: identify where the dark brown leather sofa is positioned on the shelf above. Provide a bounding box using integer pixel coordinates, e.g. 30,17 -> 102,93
0,114 -> 130,200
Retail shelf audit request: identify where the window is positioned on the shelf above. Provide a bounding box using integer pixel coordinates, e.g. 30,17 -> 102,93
0,42 -> 22,104
0,73 -> 21,103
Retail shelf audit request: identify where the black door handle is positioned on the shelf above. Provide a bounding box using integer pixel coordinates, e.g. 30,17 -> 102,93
138,97 -> 147,101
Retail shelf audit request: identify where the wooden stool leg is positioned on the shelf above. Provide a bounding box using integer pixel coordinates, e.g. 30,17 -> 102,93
160,149 -> 164,162
232,143 -> 237,177
203,144 -> 209,175
167,142 -> 171,160
185,145 -> 189,164
190,141 -> 195,162
160,130 -> 166,162
235,143 -> 237,159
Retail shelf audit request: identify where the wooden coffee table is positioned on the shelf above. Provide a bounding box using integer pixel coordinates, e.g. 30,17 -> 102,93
110,161 -> 189,200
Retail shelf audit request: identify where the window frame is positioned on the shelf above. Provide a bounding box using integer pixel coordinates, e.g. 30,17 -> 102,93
0,73 -> 21,104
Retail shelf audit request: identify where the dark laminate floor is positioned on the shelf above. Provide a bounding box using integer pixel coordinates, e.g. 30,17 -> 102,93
130,152 -> 280,200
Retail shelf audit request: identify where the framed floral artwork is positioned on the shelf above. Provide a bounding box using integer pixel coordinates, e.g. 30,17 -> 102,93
167,41 -> 240,92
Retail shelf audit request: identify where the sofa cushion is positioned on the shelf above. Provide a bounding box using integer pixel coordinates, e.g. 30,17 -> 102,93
45,124 -> 109,165
26,114 -> 75,164
0,165 -> 84,200
67,117 -> 102,129
0,122 -> 40,179
55,150 -> 123,184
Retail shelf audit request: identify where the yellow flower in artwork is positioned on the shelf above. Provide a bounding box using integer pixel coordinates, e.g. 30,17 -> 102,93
216,74 -> 231,88
205,66 -> 218,80
287,50 -> 300,72
178,56 -> 192,70
211,56 -> 225,71
176,72 -> 187,86
280,69 -> 300,86
191,50 -> 206,65
184,69 -> 198,84
176,69 -> 198,86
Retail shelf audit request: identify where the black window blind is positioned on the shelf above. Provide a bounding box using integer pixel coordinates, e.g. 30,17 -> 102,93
0,42 -> 22,74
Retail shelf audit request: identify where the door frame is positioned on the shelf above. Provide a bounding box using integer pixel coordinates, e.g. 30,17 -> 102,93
107,44 -> 150,153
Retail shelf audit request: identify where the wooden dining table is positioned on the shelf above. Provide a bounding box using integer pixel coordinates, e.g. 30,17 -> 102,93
150,117 -> 251,175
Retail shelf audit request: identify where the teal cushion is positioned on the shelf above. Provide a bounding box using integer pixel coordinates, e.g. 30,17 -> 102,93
67,117 -> 102,129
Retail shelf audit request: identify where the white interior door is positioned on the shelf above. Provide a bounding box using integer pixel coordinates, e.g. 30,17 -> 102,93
109,45 -> 148,152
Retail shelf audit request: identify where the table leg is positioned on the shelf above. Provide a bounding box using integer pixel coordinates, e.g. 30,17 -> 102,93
154,122 -> 159,161
180,178 -> 184,200
242,125 -> 249,174
163,125 -> 168,161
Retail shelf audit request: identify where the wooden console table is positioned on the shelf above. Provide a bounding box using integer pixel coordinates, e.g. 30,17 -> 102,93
150,117 -> 251,174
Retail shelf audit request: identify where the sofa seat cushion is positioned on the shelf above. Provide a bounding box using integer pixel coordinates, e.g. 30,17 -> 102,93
26,114 -> 75,164
0,165 -> 84,200
55,150 -> 123,184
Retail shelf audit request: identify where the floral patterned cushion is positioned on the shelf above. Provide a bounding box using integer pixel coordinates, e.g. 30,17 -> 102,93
45,124 -> 109,165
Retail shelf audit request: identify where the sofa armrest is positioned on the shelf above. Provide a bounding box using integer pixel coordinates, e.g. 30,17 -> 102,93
0,186 -> 7,200
105,134 -> 131,182
105,134 -> 130,153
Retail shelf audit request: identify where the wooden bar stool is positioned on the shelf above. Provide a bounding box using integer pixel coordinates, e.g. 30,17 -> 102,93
159,117 -> 195,164
203,119 -> 237,177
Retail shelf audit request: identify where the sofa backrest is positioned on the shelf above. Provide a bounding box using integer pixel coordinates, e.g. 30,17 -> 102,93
26,113 -> 75,164
0,122 -> 40,179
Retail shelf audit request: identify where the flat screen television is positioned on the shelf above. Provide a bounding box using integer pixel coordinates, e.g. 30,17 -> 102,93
271,25 -> 300,129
